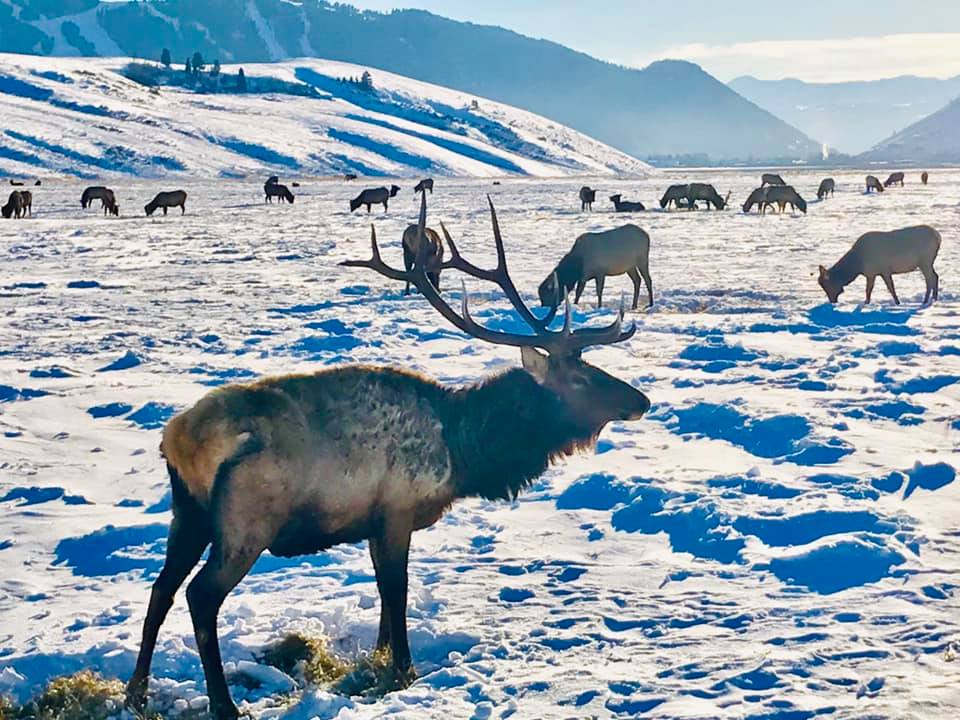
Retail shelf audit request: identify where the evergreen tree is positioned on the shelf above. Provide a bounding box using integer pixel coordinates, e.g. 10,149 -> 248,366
237,68 -> 247,92
161,48 -> 171,68
360,70 -> 373,89
211,59 -> 221,77
192,52 -> 205,74
184,57 -> 191,74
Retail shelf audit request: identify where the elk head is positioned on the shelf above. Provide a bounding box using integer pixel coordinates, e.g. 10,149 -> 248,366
818,265 -> 842,303
342,194 -> 650,429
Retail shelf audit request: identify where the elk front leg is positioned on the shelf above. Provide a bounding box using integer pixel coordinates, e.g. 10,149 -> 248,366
369,536 -> 391,650
865,275 -> 875,303
595,276 -> 605,309
573,279 -> 586,304
370,514 -> 414,681
627,268 -> 642,309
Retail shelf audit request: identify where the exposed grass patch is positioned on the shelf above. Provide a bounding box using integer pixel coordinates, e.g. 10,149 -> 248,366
11,671 -> 124,720
261,632 -> 408,698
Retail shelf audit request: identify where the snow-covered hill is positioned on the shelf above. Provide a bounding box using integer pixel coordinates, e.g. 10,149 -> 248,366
0,53 -> 650,179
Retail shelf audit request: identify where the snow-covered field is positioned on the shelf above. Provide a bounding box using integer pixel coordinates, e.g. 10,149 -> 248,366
0,53 -> 649,179
1,169 -> 959,719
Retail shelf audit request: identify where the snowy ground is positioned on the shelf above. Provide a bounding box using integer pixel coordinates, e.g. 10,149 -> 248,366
1,169 -> 959,719
0,53 -> 649,179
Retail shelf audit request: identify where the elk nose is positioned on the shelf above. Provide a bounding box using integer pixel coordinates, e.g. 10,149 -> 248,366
622,392 -> 651,420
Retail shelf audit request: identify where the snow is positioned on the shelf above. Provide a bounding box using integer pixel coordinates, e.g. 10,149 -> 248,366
1,155 -> 959,718
0,53 -> 649,180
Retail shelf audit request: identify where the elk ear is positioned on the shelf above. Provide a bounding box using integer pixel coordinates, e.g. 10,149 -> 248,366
521,346 -> 549,383
818,265 -> 827,279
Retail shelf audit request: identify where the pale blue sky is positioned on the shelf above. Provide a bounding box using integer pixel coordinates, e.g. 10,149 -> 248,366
350,0 -> 960,81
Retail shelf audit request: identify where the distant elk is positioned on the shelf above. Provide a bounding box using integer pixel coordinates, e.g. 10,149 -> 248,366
264,180 -> 295,204
401,223 -> 444,294
144,190 -> 187,216
817,178 -> 835,200
609,194 -> 645,212
1,190 -> 31,218
8,179 -> 23,186
344,173 -> 358,181
125,193 -> 649,720
579,186 -> 597,211
761,173 -> 786,187
81,186 -> 119,216
865,175 -> 884,193
763,185 -> 807,214
659,184 -> 690,210
414,178 -> 434,194
686,183 -> 726,210
921,171 -> 929,185
742,187 -> 772,214
537,224 -> 653,310
818,225 -> 940,305
884,171 -> 905,187
350,185 -> 400,213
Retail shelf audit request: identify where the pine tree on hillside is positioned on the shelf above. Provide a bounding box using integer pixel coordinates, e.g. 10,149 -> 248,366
212,59 -> 221,78
192,52 -> 205,74
184,57 -> 191,74
161,48 -> 171,68
237,68 -> 247,92
360,70 -> 373,89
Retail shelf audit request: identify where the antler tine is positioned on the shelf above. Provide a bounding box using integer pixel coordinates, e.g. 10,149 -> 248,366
458,279 -> 544,348
339,225 -> 410,283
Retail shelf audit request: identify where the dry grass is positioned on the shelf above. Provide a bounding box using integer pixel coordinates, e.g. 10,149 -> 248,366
261,633 -> 410,698
11,671 -> 125,720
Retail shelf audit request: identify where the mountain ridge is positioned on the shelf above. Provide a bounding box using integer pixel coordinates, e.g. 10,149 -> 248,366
0,0 -> 823,164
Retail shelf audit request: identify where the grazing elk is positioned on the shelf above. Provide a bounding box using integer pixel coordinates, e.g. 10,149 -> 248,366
81,186 -> 119,215
659,184 -> 690,210
34,179 -> 41,186
921,171 -> 929,185
351,185 -> 400,213
742,187 -> 772,214
9,179 -> 23,186
687,183 -> 726,210
145,190 -> 187,216
884,172 -> 905,188
817,225 -> 940,305
817,178 -> 835,200
538,225 -> 653,310
1,190 -> 30,218
761,173 -> 786,187
125,193 -> 649,720
866,175 -> 884,194
401,223 -> 443,294
414,178 -> 434,195
764,185 -> 807,214
579,186 -> 597,212
264,181 -> 295,204
344,173 -> 358,181
609,194 -> 646,212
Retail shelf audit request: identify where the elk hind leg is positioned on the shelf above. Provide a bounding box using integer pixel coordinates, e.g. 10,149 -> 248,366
126,501 -> 209,709
369,536 -> 392,650
595,276 -> 605,309
880,273 -> 900,304
921,264 -> 939,303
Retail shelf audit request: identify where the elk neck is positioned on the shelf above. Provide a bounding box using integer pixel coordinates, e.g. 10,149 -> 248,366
440,368 -> 598,501
828,245 -> 862,288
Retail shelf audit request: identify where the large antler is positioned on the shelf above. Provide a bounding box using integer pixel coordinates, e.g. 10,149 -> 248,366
341,193 -> 636,357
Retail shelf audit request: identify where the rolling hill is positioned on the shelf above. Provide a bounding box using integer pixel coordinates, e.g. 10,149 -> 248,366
0,53 -> 650,179
858,95 -> 960,164
0,0 -> 823,164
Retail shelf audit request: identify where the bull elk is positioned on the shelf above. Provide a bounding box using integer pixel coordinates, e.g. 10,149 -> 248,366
125,194 -> 649,719
817,225 -> 941,305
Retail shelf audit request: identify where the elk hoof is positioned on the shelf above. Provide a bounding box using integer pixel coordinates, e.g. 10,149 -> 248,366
124,679 -> 147,711
390,663 -> 417,689
210,700 -> 241,720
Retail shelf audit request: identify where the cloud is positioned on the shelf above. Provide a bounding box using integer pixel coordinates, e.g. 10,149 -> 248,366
634,33 -> 960,82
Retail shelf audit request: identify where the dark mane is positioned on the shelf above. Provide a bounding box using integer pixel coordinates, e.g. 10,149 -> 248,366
443,369 -> 598,501
554,252 -> 583,295
828,246 -> 862,287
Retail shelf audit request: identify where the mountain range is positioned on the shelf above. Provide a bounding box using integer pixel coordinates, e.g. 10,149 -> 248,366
729,74 -> 960,156
0,0 -> 822,164
859,94 -> 960,164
